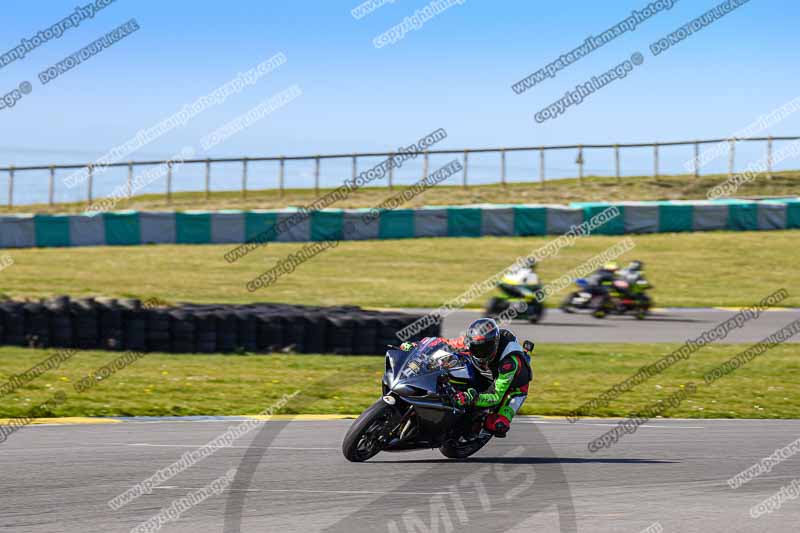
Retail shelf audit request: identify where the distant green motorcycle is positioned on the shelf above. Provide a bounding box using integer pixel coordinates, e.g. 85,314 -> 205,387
485,274 -> 545,324
600,278 -> 652,320
561,277 -> 652,319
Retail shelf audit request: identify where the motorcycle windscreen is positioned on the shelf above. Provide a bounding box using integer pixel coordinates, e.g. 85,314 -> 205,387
390,339 -> 468,395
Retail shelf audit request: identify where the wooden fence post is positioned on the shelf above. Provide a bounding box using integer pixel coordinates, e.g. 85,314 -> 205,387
462,150 -> 468,189
48,166 -> 55,205
279,157 -> 285,198
314,155 -> 320,196
653,144 -> 659,181
87,164 -> 93,203
127,162 -> 133,199
387,153 -> 394,191
500,148 -> 507,188
204,159 -> 211,200
728,139 -> 735,178
767,137 -> 773,179
539,147 -> 545,188
7,166 -> 13,208
166,161 -> 173,204
242,158 -> 248,199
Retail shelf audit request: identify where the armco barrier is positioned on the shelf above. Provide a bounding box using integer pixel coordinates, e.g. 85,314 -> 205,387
0,297 -> 438,355
1,198 -> 798,248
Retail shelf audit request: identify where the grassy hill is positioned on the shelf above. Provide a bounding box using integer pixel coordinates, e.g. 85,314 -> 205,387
2,170 -> 798,215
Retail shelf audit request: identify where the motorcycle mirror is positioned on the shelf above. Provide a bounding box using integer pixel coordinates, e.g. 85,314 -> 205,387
523,340 -> 535,353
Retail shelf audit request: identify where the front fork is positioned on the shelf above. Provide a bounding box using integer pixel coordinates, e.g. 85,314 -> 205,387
380,395 -> 416,444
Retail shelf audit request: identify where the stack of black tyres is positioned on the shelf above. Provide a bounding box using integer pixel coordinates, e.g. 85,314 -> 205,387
170,310 -> 195,354
24,302 -> 50,348
46,296 -> 73,348
1,301 -> 26,347
195,312 -> 217,353
0,297 -> 439,355
97,298 -> 124,351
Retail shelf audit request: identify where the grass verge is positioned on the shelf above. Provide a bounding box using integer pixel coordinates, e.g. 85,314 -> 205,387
0,343 -> 797,419
0,231 -> 797,308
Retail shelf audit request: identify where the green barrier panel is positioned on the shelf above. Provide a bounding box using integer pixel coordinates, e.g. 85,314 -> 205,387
513,206 -> 547,236
728,203 -> 759,230
447,207 -> 482,237
244,212 -> 279,242
786,200 -> 800,229
175,212 -> 211,244
103,212 -> 140,245
34,214 -> 70,247
581,204 -> 625,235
311,210 -> 344,241
378,209 -> 415,239
658,204 -> 694,233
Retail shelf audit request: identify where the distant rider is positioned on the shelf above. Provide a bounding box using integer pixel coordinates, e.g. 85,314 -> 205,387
400,318 -> 532,438
584,261 -> 620,309
616,260 -> 651,303
498,257 -> 540,300
618,260 -> 646,285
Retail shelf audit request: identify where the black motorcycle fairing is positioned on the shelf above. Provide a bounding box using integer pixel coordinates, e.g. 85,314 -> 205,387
378,339 -> 488,450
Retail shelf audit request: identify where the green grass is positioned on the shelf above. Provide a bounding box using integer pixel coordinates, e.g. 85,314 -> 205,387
0,230 -> 798,308
2,170 -> 798,214
0,343 -> 797,419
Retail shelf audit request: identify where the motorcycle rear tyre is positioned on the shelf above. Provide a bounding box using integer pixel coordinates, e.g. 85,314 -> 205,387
439,434 -> 492,459
527,302 -> 545,323
485,297 -> 508,317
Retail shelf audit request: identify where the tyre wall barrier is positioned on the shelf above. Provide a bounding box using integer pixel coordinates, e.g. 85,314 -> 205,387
0,297 -> 440,355
1,198 -> 798,249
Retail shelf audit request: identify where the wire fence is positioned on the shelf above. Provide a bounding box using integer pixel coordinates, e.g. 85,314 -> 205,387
2,135 -> 799,207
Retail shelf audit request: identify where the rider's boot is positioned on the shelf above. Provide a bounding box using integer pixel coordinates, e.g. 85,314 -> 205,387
484,390 -> 527,437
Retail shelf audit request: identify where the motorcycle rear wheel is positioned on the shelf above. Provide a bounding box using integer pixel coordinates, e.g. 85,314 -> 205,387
527,302 -> 545,323
485,297 -> 508,317
439,434 -> 492,459
342,399 -> 392,462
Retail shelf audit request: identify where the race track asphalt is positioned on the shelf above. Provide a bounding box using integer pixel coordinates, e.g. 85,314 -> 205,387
434,308 -> 800,344
3,417 -> 799,532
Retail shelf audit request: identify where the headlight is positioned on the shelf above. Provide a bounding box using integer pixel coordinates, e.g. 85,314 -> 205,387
392,384 -> 427,397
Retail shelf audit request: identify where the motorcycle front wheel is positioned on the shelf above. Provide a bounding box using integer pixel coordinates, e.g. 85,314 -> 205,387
342,399 -> 393,462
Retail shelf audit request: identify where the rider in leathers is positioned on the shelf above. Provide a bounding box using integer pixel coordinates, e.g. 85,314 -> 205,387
401,318 -> 532,437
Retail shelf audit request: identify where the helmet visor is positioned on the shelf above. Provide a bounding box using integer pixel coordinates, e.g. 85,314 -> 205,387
469,339 -> 496,361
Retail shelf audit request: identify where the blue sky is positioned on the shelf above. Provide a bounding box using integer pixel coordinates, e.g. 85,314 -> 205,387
0,0 -> 798,203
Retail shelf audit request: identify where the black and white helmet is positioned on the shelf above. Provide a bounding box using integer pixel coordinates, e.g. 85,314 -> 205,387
627,260 -> 644,272
464,318 -> 500,370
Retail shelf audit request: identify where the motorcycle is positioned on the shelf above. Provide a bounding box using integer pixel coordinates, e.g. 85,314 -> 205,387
561,278 -> 652,319
602,278 -> 652,319
485,275 -> 546,323
342,337 -> 534,462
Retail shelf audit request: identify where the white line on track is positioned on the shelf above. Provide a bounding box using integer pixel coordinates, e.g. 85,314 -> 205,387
153,487 -> 453,496
123,443 -> 337,450
518,421 -> 705,429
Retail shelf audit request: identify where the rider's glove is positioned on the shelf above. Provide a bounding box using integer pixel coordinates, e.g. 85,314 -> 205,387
400,342 -> 416,351
451,388 -> 477,408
